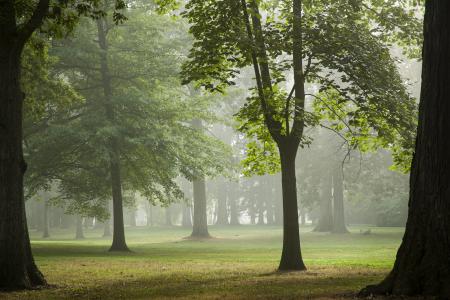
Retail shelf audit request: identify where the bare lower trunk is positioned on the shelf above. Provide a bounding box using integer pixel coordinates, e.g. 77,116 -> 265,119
359,1 -> 450,297
278,142 -> 306,271
191,177 -> 210,238
0,45 -> 46,290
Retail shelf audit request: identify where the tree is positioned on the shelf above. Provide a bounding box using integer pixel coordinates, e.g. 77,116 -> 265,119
359,1 -> 450,297
181,0 -> 419,271
0,0 -> 126,290
24,1 -> 229,251
190,119 -> 211,238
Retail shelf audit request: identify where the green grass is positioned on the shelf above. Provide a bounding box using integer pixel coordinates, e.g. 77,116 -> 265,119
0,225 -> 404,299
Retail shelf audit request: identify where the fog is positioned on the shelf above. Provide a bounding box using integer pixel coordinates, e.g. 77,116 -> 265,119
4,1 -> 449,299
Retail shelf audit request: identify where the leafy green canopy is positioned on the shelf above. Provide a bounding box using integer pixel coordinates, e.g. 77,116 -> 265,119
24,2 -> 230,218
180,0 -> 420,175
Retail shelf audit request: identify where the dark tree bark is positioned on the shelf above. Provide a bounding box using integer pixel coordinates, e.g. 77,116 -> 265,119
96,18 -> 129,252
278,141 -> 306,271
0,0 -> 49,290
42,200 -> 50,238
359,1 -> 450,297
313,170 -> 333,232
332,165 -> 348,234
75,216 -> 85,240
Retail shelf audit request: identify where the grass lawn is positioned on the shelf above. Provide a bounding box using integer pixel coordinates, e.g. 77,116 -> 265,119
0,225 -> 404,299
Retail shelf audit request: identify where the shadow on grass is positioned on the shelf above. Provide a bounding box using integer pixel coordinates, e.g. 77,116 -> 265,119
7,269 -> 385,299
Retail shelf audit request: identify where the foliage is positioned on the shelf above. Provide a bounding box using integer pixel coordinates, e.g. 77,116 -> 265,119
24,2 -> 230,218
180,0 -> 421,176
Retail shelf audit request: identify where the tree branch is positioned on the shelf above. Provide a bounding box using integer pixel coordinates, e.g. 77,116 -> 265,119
17,0 -> 50,45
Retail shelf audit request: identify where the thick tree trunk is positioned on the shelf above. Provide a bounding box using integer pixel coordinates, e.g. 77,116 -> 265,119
42,200 -> 50,238
108,159 -> 129,251
313,170 -> 333,232
278,142 -> 306,271
0,40 -> 46,290
75,216 -> 85,240
332,165 -> 348,234
191,177 -> 210,238
359,1 -> 450,297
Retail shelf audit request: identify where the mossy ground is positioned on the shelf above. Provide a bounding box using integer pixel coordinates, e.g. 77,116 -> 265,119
0,225 -> 404,299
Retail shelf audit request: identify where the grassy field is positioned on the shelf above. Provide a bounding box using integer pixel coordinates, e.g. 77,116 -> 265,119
0,225 -> 404,299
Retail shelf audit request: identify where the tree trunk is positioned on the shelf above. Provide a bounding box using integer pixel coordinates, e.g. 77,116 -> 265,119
359,1 -> 450,297
96,19 -> 129,252
313,170 -> 333,232
75,216 -> 85,240
42,200 -> 50,238
191,177 -> 210,238
278,142 -> 306,271
0,39 -> 46,290
332,165 -> 348,234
